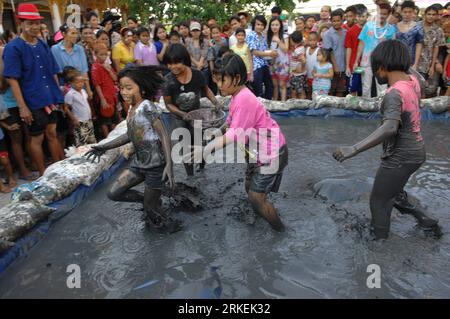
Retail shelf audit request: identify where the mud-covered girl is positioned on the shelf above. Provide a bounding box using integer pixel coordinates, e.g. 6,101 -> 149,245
333,40 -> 438,239
86,65 -> 182,233
188,54 -> 289,231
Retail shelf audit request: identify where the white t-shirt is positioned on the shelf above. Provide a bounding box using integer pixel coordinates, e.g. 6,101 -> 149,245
306,47 -> 319,79
229,34 -> 237,47
64,88 -> 92,122
290,45 -> 306,76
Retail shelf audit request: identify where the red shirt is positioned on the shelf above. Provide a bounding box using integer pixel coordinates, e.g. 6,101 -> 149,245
91,62 -> 118,106
344,24 -> 362,72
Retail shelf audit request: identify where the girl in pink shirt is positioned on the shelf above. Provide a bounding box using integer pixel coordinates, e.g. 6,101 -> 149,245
189,54 -> 288,232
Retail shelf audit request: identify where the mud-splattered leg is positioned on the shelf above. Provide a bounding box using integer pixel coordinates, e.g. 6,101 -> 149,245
144,187 -> 183,233
248,191 -> 285,232
107,169 -> 145,203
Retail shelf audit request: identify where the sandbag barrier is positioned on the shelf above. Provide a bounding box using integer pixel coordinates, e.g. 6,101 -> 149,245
0,96 -> 448,274
197,94 -> 449,119
0,121 -> 134,266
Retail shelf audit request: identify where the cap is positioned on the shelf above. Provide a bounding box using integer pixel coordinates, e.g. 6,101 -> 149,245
190,21 -> 201,31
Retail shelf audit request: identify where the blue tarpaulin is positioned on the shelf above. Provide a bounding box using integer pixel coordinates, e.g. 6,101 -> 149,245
269,107 -> 449,121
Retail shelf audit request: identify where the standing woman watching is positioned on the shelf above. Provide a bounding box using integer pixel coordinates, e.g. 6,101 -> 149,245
185,21 -> 214,90
153,24 -> 170,64
247,15 -> 277,99
112,27 -> 136,72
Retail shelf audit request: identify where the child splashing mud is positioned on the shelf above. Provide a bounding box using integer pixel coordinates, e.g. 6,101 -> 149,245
86,66 -> 182,233
187,54 -> 288,232
333,40 -> 439,240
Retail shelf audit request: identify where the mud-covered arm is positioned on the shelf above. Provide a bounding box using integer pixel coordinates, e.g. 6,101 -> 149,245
334,90 -> 402,162
205,85 -> 221,109
163,95 -> 188,119
154,116 -> 174,188
354,119 -> 399,153
98,133 -> 130,150
333,120 -> 399,162
153,118 -> 172,167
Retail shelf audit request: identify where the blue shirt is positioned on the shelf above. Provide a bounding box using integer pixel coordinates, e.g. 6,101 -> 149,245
3,37 -> 63,110
246,30 -> 269,71
358,21 -> 397,67
154,41 -> 163,54
322,27 -> 347,72
51,41 -> 89,75
396,23 -> 424,63
0,126 -> 4,141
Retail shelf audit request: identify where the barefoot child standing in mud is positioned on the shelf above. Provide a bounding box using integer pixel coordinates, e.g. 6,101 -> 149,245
188,54 -> 288,231
333,40 -> 438,240
86,66 -> 182,233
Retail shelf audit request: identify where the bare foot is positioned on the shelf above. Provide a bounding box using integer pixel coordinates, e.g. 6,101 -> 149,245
0,184 -> 12,193
8,178 -> 17,188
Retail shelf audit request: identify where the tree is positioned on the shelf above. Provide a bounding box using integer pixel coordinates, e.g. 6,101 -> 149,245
118,0 -> 305,25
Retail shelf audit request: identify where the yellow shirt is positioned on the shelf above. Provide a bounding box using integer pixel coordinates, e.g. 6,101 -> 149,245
231,43 -> 251,74
112,41 -> 135,71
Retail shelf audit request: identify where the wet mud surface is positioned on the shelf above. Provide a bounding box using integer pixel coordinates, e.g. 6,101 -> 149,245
0,117 -> 449,298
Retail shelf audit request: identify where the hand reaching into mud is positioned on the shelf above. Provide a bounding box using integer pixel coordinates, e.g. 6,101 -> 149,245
162,163 -> 174,189
333,146 -> 357,162
85,145 -> 107,163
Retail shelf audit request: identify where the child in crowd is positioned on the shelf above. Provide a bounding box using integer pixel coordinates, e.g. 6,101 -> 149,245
231,28 -> 254,82
134,27 -> 159,66
288,31 -> 307,99
91,44 -> 119,139
169,30 -> 181,44
86,66 -> 180,233
0,124 -> 16,193
312,48 -> 334,95
306,32 -> 320,99
345,5 -> 368,96
64,74 -> 97,147
191,54 -> 289,232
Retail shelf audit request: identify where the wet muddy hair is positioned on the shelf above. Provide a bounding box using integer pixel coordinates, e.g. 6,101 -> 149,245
118,65 -> 165,100
163,43 -> 191,67
370,40 -> 411,73
213,53 -> 247,87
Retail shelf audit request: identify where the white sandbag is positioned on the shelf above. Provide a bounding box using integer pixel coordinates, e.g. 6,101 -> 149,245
422,96 -> 449,114
0,194 -> 55,244
211,94 -> 447,114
